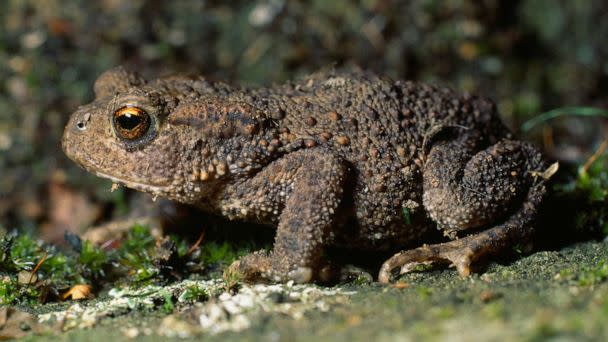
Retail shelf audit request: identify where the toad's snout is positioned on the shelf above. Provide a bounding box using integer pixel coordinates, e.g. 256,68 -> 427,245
62,105 -> 102,165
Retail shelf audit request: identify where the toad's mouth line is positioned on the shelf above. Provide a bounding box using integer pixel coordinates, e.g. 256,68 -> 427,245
89,168 -> 172,194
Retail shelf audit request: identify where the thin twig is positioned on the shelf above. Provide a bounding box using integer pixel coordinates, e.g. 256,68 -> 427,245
29,251 -> 48,284
186,230 -> 206,256
581,138 -> 608,174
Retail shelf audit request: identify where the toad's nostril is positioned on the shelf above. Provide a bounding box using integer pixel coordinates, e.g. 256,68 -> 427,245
76,112 -> 91,131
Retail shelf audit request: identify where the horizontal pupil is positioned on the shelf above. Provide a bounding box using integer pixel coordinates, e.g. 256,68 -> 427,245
113,107 -> 151,142
117,112 -> 143,130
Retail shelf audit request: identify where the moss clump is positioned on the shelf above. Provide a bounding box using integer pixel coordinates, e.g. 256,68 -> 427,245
577,259 -> 608,286
114,225 -> 161,284
553,149 -> 608,237
572,159 -> 608,236
559,257 -> 608,287
178,283 -> 209,303
0,225 -> 250,306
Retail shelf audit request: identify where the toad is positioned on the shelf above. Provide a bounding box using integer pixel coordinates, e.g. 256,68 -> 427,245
62,67 -> 554,283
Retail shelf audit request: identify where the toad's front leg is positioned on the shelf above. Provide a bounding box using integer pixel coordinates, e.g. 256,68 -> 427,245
224,149 -> 349,283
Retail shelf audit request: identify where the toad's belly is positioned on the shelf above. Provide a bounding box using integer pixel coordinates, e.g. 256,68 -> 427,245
327,168 -> 434,251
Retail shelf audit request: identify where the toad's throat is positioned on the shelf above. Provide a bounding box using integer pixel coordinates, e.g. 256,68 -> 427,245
89,168 -> 172,195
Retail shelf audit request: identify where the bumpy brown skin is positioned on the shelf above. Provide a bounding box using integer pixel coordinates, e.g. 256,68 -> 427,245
62,67 -> 549,283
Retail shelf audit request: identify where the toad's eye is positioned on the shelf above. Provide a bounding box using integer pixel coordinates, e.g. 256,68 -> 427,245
113,106 -> 151,141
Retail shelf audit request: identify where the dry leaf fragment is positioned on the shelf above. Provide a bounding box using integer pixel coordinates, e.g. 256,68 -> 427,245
62,284 -> 93,300
530,162 -> 559,180
391,281 -> 410,289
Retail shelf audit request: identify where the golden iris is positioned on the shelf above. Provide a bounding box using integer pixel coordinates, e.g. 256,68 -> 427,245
113,106 -> 150,140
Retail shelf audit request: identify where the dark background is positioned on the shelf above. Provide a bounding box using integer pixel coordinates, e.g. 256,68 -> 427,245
0,0 -> 606,241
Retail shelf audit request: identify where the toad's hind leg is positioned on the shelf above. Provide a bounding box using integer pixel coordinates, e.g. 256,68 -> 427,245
379,139 -> 548,282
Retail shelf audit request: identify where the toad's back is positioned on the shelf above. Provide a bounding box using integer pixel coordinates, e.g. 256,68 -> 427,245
218,70 -> 510,248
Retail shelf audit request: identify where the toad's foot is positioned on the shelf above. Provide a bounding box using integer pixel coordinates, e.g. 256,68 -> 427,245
226,249 -> 343,284
379,228 -> 496,282
226,251 -> 319,284
379,180 -> 546,283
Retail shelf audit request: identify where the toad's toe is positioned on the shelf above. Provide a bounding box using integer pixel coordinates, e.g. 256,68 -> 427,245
287,266 -> 313,284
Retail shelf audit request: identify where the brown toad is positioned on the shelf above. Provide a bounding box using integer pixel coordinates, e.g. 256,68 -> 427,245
62,67 -> 554,283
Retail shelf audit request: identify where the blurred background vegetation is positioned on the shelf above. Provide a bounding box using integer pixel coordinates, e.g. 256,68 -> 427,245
0,0 -> 607,241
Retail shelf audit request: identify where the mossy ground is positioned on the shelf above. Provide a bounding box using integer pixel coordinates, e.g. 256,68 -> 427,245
4,241 -> 605,341
0,224 -> 254,307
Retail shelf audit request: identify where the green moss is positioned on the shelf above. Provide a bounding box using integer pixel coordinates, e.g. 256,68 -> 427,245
526,320 -> 559,342
0,224 -> 245,305
350,273 -> 373,286
511,243 -> 525,254
199,241 -> 251,266
577,161 -> 608,203
559,257 -> 608,287
77,241 -> 109,279
222,265 -> 244,293
401,207 -> 412,225
554,152 -> 608,237
161,290 -> 175,314
434,306 -> 455,319
481,301 -> 506,319
0,277 -> 20,305
178,284 -> 209,303
602,297 -> 608,317
415,286 -> 433,299
116,225 -> 160,284
577,259 -> 608,286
